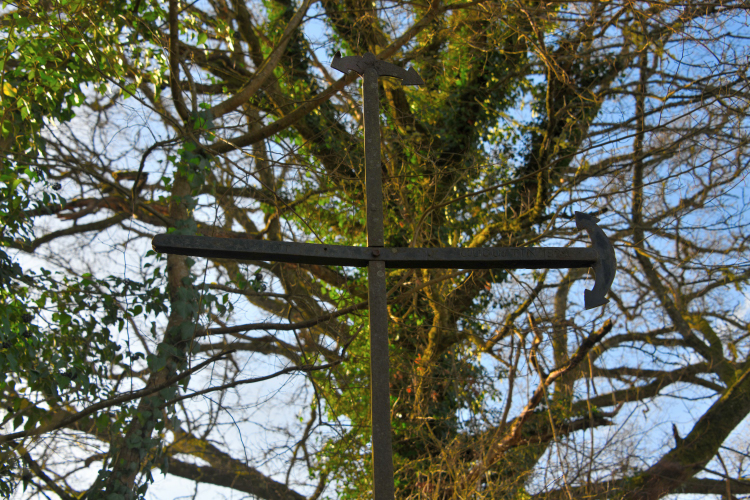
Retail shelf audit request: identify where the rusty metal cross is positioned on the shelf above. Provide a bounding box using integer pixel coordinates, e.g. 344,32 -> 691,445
152,52 -> 616,499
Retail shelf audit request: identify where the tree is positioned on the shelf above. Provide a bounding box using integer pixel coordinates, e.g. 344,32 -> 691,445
1,0 -> 750,498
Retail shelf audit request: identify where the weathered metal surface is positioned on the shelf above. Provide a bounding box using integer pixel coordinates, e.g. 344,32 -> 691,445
152,234 -> 600,270
337,54 -> 421,500
332,52 -> 424,86
368,260 -> 395,500
575,211 -> 617,309
364,67 -> 384,248
152,52 -> 617,500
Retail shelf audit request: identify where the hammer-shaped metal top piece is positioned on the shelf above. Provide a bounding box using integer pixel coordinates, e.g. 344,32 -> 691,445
332,51 -> 425,86
575,211 -> 617,310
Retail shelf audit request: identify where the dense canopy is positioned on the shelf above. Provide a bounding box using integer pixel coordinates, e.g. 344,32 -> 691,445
1,0 -> 750,498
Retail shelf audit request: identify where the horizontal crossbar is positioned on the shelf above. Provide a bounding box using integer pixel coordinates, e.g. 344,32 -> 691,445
153,235 -> 598,270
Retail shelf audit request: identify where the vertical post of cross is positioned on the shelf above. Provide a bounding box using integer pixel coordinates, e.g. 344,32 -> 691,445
363,66 -> 395,500
330,51 -> 425,498
364,67 -> 385,248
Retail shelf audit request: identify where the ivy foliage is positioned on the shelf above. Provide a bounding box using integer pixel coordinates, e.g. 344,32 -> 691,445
0,0 -> 162,496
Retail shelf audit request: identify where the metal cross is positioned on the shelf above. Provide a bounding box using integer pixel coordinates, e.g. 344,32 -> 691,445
152,52 -> 616,500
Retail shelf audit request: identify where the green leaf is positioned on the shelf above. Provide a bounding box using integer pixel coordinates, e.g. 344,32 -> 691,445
122,84 -> 137,99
